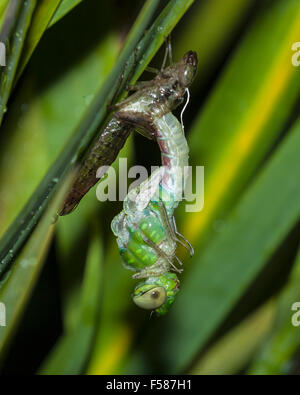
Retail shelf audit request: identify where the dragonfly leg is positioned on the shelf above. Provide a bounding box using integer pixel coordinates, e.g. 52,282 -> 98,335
107,69 -> 126,111
157,200 -> 194,257
161,35 -> 173,71
172,215 -> 194,257
141,234 -> 183,274
132,252 -> 178,279
114,110 -> 155,140
166,34 -> 173,65
125,80 -> 155,92
108,47 -> 139,109
145,66 -> 160,74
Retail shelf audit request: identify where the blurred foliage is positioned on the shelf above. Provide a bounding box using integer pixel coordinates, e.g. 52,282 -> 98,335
0,0 -> 300,375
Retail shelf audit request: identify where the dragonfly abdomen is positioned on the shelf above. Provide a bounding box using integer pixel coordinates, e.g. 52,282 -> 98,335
153,113 -> 189,206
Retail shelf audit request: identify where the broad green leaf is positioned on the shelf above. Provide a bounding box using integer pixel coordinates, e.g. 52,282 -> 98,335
190,301 -> 275,374
248,247 -> 300,374
39,224 -> 103,374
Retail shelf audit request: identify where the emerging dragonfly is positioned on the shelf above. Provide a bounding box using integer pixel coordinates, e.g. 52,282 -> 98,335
111,51 -> 198,315
60,46 -> 197,315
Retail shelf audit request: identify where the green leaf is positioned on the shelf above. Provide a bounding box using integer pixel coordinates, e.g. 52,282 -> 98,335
39,224 -> 103,374
15,0 -> 62,78
0,0 -> 9,27
49,0 -> 83,27
190,301 -> 275,374
174,0 -> 255,89
248,247 -> 300,374
0,174 -> 71,357
0,0 -> 37,126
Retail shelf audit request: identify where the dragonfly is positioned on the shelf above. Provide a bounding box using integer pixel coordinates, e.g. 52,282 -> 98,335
110,51 -> 198,315
60,46 -> 197,315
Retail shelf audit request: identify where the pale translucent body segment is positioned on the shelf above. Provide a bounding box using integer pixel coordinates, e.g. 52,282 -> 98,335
153,113 -> 189,202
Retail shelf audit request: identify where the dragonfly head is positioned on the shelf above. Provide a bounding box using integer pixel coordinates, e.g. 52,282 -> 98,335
158,51 -> 198,110
132,273 -> 180,316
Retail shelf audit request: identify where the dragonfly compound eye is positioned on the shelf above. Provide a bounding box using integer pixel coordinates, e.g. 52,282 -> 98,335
132,286 -> 166,310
